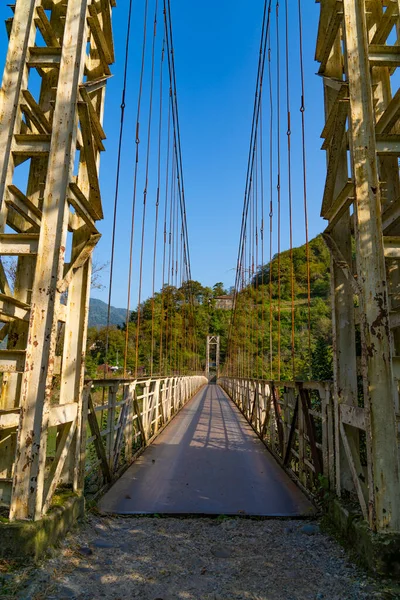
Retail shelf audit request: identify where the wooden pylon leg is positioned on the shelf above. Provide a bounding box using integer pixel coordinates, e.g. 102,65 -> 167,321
317,0 -> 400,532
0,0 -> 114,521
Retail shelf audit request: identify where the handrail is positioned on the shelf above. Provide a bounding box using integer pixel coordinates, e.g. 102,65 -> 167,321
82,375 -> 208,496
219,377 -> 334,500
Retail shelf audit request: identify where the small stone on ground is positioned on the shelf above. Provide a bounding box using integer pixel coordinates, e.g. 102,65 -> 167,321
0,514 -> 396,599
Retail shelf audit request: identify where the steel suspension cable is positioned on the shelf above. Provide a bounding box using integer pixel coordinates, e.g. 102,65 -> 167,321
159,95 -> 172,374
268,23 -> 274,381
165,151 -> 176,374
298,0 -> 312,378
135,0 -> 160,377
276,0 -> 282,381
150,38 -> 165,377
233,1 -> 271,299
260,102 -> 266,380
105,0 -> 134,375
124,0 -> 149,377
227,0 -> 272,363
163,0 -> 199,366
285,0 -> 296,380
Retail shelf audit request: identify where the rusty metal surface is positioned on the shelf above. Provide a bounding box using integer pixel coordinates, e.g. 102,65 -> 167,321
99,385 -> 315,516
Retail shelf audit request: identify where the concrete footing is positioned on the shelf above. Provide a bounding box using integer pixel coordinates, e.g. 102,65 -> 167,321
0,493 -> 85,561
324,498 -> 400,578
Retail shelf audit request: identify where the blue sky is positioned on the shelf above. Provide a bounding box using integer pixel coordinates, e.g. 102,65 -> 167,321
0,1 -> 326,309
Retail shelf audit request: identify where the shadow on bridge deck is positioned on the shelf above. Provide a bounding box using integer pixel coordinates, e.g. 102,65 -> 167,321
98,385 -> 315,517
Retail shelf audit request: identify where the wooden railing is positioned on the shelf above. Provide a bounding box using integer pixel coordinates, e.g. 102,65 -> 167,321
219,377 -> 334,498
81,376 -> 207,496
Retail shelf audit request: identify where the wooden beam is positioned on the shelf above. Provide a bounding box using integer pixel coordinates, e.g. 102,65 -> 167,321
69,181 -> 100,225
376,134 -> 400,155
0,409 -> 20,430
323,179 -> 354,226
318,3 -> 344,74
87,394 -> 112,482
323,232 -> 361,296
58,233 -> 100,294
0,350 -> 26,372
321,83 -> 349,143
369,44 -> 400,66
343,0 -> 400,531
87,5 -> 113,69
21,90 -> 52,133
12,134 -> 51,157
6,185 -> 42,231
77,102 -> 103,219
48,403 -> 78,427
370,1 -> 399,45
321,101 -> 349,215
340,404 -> 366,430
79,86 -> 106,145
340,421 -> 368,520
42,419 -> 76,514
316,0 -> 343,62
80,74 -> 112,94
10,0 -> 95,522
283,395 -> 299,466
27,46 -> 62,69
0,233 -> 39,255
384,236 -> 400,258
0,293 -> 30,322
34,6 -> 60,48
0,0 -> 37,206
99,0 -> 115,63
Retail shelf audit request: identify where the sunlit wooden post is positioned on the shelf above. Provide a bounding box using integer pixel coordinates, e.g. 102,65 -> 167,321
0,0 -> 114,520
317,0 -> 400,531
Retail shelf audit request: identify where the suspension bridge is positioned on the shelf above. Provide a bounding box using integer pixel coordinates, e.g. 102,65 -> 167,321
0,0 -> 400,585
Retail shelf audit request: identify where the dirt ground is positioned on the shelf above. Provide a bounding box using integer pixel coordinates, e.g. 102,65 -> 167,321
1,514 -> 400,600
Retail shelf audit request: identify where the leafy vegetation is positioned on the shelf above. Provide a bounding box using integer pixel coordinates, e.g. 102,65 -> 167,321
85,235 -> 333,381
230,235 -> 333,380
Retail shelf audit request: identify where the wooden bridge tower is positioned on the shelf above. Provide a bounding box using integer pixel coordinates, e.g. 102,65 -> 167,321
318,0 -> 400,531
206,335 -> 220,380
0,0 -> 114,520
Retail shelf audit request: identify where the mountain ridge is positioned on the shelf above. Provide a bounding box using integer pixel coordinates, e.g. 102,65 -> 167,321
89,298 -> 126,329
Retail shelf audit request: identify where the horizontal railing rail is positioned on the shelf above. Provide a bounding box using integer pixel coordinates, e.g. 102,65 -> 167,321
218,377 -> 334,499
81,375 -> 208,497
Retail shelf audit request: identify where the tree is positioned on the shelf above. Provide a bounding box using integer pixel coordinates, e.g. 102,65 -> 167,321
312,337 -> 333,381
213,282 -> 226,297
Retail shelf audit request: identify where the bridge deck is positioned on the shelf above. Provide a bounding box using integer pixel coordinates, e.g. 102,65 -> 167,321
99,385 -> 315,517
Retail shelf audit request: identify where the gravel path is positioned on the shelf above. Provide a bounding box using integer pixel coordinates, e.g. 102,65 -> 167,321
1,514 -> 398,600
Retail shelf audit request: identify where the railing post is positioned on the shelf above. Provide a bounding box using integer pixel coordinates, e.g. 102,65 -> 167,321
143,381 -> 151,439
297,384 -> 306,487
106,384 -> 118,471
166,377 -> 172,420
124,382 -> 136,464
160,378 -> 167,424
75,383 -> 91,492
154,380 -> 161,434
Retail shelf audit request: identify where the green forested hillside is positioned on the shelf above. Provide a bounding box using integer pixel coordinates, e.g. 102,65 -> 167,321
246,234 -> 333,380
88,298 -> 126,329
85,235 -> 333,381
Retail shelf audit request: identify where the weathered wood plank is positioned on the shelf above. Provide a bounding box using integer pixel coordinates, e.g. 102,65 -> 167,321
0,350 -> 26,372
35,6 -> 60,47
0,233 -> 39,255
87,394 -> 112,482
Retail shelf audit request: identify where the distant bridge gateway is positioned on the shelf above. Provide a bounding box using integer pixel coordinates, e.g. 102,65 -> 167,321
0,0 -> 399,581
